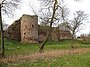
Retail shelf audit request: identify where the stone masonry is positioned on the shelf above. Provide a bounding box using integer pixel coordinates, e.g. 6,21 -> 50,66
5,14 -> 72,43
5,19 -> 21,41
21,14 -> 38,43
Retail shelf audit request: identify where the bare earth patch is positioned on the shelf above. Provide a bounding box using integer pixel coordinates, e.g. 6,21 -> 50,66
0,48 -> 90,64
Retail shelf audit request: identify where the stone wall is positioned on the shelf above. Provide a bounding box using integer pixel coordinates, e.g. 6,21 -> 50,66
5,14 -> 72,43
5,19 -> 21,41
51,32 -> 59,41
38,25 -> 48,42
60,31 -> 72,39
21,14 -> 38,43
38,26 -> 72,42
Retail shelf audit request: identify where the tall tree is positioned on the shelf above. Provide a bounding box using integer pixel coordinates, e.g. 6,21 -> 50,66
0,0 -> 21,56
67,10 -> 88,48
39,0 -> 58,52
38,0 -> 69,52
30,0 -> 69,52
0,3 -> 4,56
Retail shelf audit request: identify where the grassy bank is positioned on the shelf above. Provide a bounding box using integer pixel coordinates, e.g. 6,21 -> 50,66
0,39 -> 90,55
1,52 -> 90,67
0,39 -> 90,67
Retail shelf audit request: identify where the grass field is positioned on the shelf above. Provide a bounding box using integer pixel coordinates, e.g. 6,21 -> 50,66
3,53 -> 90,67
0,39 -> 90,67
2,39 -> 90,55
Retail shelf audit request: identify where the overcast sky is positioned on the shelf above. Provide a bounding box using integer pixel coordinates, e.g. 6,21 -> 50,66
2,0 -> 90,36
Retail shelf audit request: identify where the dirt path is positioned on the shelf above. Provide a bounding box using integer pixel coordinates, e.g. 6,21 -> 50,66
1,48 -> 90,64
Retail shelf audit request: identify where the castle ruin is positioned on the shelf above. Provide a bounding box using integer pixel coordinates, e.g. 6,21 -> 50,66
21,15 -> 38,43
5,14 -> 72,43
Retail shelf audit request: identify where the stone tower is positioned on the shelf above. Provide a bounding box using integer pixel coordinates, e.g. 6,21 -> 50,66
21,14 -> 38,43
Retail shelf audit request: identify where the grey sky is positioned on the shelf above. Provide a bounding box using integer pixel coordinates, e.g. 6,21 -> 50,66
2,0 -> 90,36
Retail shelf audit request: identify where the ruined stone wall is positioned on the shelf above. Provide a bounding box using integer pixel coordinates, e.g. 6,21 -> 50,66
4,14 -> 72,43
51,27 -> 59,41
60,31 -> 72,39
38,26 -> 72,42
51,32 -> 58,41
38,25 -> 47,42
5,19 -> 21,41
21,14 -> 38,43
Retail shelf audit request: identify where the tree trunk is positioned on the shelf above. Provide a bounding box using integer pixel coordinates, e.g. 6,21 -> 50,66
39,0 -> 57,52
39,27 -> 52,53
0,4 -> 5,56
71,33 -> 74,48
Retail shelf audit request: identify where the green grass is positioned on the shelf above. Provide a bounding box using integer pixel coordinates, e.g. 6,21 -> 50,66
2,52 -> 90,67
0,39 -> 90,55
0,39 -> 90,67
4,39 -> 40,55
45,39 -> 90,50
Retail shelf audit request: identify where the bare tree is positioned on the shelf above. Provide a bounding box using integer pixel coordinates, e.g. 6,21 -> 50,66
67,10 -> 88,48
0,0 -> 21,56
29,0 -> 69,52
38,0 -> 68,52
